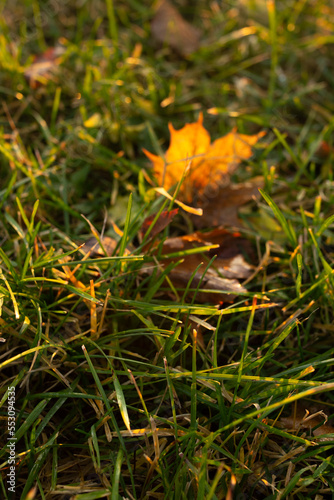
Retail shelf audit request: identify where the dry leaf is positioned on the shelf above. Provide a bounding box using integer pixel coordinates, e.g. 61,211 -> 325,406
154,187 -> 202,216
81,236 -> 118,257
159,228 -> 253,279
316,140 -> 333,158
151,0 -> 201,56
192,176 -> 264,229
24,46 -> 65,89
167,271 -> 246,304
78,223 -> 255,306
139,209 -> 179,241
142,228 -> 254,304
280,402 -> 334,442
143,112 -> 265,203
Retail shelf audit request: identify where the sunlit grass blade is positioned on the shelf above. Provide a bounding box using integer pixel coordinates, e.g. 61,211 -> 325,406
259,188 -> 297,246
113,373 -> 131,432
191,329 -> 197,430
111,448 -> 123,500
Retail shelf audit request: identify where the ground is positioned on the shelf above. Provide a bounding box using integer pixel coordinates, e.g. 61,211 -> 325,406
0,1 -> 334,499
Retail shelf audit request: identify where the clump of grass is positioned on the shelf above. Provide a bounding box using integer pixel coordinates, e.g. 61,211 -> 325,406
1,1 -> 334,499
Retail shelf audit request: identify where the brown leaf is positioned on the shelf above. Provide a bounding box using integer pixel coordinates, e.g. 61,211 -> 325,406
192,177 -> 264,229
168,271 -> 247,304
316,140 -> 333,158
280,402 -> 334,442
159,228 -> 253,279
139,208 -> 179,241
142,228 -> 254,304
151,0 -> 201,56
24,46 -> 65,89
81,236 -> 118,257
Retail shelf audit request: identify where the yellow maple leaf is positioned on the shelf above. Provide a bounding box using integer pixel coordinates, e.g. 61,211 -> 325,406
143,113 -> 265,202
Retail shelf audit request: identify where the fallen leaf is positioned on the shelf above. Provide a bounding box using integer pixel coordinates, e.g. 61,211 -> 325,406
139,208 -> 179,241
84,113 -> 103,128
142,228 -> 254,304
167,271 -> 246,304
159,228 -> 253,279
78,227 -> 255,305
151,0 -> 201,56
316,140 -> 334,159
81,236 -> 118,257
143,112 -> 265,204
192,177 -> 264,229
24,45 -> 65,89
280,402 -> 334,442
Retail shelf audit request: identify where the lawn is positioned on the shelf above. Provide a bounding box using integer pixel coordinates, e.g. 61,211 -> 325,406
1,1 -> 334,499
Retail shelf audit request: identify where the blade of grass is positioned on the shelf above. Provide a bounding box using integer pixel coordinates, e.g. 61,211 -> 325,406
82,344 -> 136,496
111,448 -> 123,500
259,188 -> 297,246
267,0 -> 278,108
191,329 -> 197,431
113,373 -> 131,432
20,432 -> 58,498
106,0 -> 119,62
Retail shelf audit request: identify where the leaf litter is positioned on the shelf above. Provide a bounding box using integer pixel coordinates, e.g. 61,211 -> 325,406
280,402 -> 334,442
81,115 -> 265,306
151,0 -> 201,57
24,45 -> 65,89
141,114 -> 265,303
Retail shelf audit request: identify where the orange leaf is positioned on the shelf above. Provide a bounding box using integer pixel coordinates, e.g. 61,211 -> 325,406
143,113 -> 265,203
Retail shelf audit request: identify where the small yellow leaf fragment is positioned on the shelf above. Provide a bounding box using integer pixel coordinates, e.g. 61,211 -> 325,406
154,187 -> 203,216
78,130 -> 96,144
84,113 -> 102,128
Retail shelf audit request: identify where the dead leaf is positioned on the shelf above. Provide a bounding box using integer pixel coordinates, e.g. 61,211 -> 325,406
143,112 -> 265,204
192,176 -> 264,229
142,228 -> 254,304
168,271 -> 246,304
78,226 -> 255,306
159,228 -> 253,279
280,402 -> 334,442
24,45 -> 65,89
151,0 -> 201,56
81,236 -> 118,257
139,208 -> 179,241
316,140 -> 333,158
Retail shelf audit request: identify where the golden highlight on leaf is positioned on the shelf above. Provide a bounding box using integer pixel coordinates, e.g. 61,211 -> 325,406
143,113 -> 265,202
154,187 -> 203,215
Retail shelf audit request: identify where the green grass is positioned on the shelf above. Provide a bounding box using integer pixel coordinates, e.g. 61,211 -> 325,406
1,1 -> 334,499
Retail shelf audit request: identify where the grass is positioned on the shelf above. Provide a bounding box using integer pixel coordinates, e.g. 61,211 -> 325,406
1,0 -> 334,498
